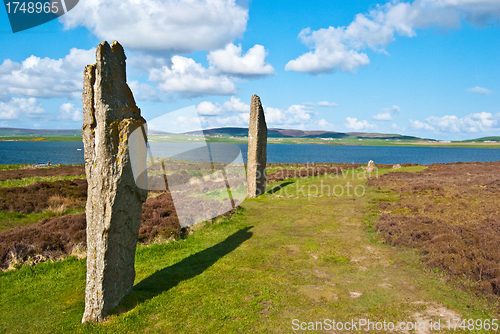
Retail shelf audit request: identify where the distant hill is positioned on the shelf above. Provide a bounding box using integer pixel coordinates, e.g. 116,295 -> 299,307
0,126 -> 432,141
185,127 -> 424,140
0,128 -> 80,137
147,130 -> 174,135
460,136 -> 500,143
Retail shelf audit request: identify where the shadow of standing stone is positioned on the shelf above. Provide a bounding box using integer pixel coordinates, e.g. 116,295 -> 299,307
81,41 -> 148,323
247,95 -> 267,198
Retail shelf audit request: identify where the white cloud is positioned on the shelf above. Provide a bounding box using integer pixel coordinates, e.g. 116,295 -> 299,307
61,0 -> 248,54
128,81 -> 160,102
285,105 -> 318,124
128,55 -> 170,73
285,26 -> 370,74
411,112 -> 500,132
263,104 -> 319,126
208,44 -> 274,77
200,113 -> 250,128
302,101 -> 339,107
345,117 -> 376,130
0,90 -> 10,102
430,0 -> 500,26
318,119 -> 333,129
373,112 -> 393,121
286,0 -> 500,74
222,96 -> 249,113
59,103 -> 82,121
468,86 -> 492,95
0,98 -> 45,120
194,101 -> 329,128
428,112 -> 498,132
316,101 -> 339,107
410,119 -> 436,131
0,48 -> 95,100
196,101 -> 223,116
149,56 -> 237,97
383,105 -> 401,114
264,107 -> 287,125
196,96 -> 249,116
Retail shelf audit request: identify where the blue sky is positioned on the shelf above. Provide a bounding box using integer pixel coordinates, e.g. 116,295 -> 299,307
0,0 -> 498,140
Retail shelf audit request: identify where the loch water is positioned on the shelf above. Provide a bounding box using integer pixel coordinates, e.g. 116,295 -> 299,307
1,141 -> 500,165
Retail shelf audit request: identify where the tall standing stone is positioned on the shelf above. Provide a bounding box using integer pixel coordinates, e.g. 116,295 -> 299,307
81,41 -> 148,323
247,95 -> 267,198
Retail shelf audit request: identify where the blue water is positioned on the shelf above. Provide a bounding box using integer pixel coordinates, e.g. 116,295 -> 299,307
1,141 -> 500,165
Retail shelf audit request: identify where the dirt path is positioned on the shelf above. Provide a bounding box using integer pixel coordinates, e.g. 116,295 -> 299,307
234,168 -> 489,333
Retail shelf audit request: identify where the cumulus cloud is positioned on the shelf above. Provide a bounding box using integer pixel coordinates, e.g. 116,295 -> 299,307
223,96 -> 250,113
60,0 -> 248,54
264,105 -> 319,126
285,26 -> 370,74
0,48 -> 95,100
200,113 -> 250,128
127,55 -> 170,73
345,117 -> 376,130
208,44 -> 274,77
411,112 -> 500,132
374,105 -> 400,120
468,86 -> 492,95
128,81 -> 160,102
0,98 -> 45,120
373,112 -> 393,121
149,56 -> 237,97
286,0 -> 500,74
59,103 -> 82,121
196,101 -> 223,116
383,105 -> 401,114
318,119 -> 333,129
410,119 -> 436,131
264,107 -> 287,125
316,101 -> 339,107
195,100 -> 329,128
196,97 -> 249,116
196,101 -> 320,126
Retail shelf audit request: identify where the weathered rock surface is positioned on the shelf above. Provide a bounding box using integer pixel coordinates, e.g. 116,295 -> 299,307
81,41 -> 148,323
392,164 -> 401,169
366,160 -> 377,173
247,95 -> 267,198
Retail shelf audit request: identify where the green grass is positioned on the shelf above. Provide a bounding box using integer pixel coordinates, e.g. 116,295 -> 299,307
0,174 -> 86,188
7,131 -> 500,148
0,164 -> 32,171
0,167 -> 497,333
197,184 -> 248,203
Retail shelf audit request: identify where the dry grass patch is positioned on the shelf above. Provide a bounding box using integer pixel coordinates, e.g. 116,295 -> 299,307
368,161 -> 500,298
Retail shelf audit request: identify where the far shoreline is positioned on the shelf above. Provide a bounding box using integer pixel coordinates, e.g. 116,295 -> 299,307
1,135 -> 500,149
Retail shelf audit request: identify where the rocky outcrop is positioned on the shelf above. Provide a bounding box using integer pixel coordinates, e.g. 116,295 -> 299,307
366,160 -> 377,173
81,41 -> 148,323
247,95 -> 267,198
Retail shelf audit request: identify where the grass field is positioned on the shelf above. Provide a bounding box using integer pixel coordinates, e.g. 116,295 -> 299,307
3,133 -> 500,148
0,174 -> 86,188
0,166 -> 497,333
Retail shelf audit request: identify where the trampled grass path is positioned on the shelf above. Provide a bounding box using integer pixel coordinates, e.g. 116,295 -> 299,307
0,167 -> 495,333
